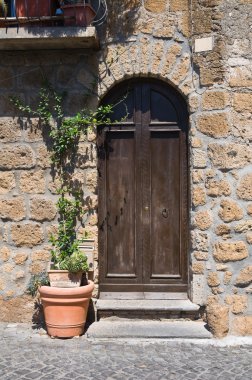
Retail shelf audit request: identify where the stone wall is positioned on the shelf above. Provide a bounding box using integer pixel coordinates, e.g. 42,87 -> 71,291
0,51 -> 99,321
0,0 -> 251,336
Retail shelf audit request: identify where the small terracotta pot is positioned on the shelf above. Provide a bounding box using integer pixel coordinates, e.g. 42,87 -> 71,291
39,281 -> 94,338
62,4 -> 96,27
48,270 -> 83,288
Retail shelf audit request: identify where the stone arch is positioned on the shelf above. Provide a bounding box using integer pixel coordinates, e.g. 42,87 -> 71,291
98,38 -> 193,101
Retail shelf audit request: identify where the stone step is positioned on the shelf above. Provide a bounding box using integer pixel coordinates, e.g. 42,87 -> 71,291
87,320 -> 212,339
96,299 -> 201,320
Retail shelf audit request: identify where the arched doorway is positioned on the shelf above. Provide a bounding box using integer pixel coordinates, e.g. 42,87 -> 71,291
98,78 -> 189,297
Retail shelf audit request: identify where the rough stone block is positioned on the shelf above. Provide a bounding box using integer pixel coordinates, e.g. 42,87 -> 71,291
0,278 -> 6,291
233,93 -> 252,112
192,186 -> 206,207
23,119 -> 43,142
178,13 -> 190,37
171,55 -> 190,85
208,143 -> 252,169
13,253 -> 28,265
218,199 -> 243,222
215,224 -> 231,238
2,263 -> 15,273
235,266 -> 252,287
194,251 -> 208,261
197,113 -> 229,138
223,271 -> 232,285
234,220 -> 252,233
144,0 -> 166,13
31,249 -> 51,262
77,143 -> 97,169
192,262 -> 205,274
161,44 -> 182,77
229,67 -> 252,87
248,204 -> 252,216
151,41 -> 164,73
30,197 -> 57,222
169,0 -> 188,11
207,272 -> 220,287
213,241 -> 248,262
206,179 -> 231,197
0,172 -> 16,194
0,246 -> 11,262
202,91 -> 229,110
0,197 -> 26,221
11,223 -> 44,247
0,118 -> 22,142
232,316 -> 252,336
206,303 -> 229,338
192,170 -> 204,184
86,170 -> 98,193
30,261 -> 48,274
0,295 -> 35,323
194,210 -> 212,230
36,145 -> 51,168
0,145 -> 35,170
153,16 -> 175,38
246,232 -> 252,244
225,295 -> 248,315
191,231 -> 209,252
19,170 -> 45,194
237,174 -> 252,200
192,149 -> 207,168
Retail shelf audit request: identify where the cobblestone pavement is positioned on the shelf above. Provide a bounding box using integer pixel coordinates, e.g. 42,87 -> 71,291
0,323 -> 252,380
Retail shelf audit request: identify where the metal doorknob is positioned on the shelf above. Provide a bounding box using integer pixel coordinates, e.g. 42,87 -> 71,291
162,208 -> 169,218
144,206 -> 149,211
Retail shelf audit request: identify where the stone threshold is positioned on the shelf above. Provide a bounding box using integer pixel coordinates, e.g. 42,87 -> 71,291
87,320 -> 212,339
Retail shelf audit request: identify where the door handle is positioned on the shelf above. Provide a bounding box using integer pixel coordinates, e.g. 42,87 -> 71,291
162,208 -> 169,218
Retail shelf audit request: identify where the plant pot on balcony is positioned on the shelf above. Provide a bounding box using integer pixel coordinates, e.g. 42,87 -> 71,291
62,3 -> 96,27
15,0 -> 52,18
39,280 -> 94,338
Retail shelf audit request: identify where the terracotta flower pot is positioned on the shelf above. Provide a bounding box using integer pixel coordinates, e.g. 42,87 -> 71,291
48,270 -> 83,288
39,281 -> 94,338
62,4 -> 96,27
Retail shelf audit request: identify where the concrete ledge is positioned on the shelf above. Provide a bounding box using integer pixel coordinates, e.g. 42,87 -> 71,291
0,26 -> 99,50
87,320 -> 212,339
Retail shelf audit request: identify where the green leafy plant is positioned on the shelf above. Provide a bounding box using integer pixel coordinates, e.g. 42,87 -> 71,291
11,84 -> 114,275
27,273 -> 50,297
0,0 -> 7,17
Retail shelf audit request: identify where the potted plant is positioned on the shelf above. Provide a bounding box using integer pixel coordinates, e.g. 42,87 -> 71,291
15,0 -> 52,18
61,0 -> 96,26
38,190 -> 95,338
10,85 -> 113,339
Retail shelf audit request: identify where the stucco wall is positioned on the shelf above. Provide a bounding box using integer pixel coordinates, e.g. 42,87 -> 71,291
0,0 -> 251,336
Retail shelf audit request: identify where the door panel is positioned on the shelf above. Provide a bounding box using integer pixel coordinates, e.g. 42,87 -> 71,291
149,131 -> 180,279
99,79 -> 188,294
105,131 -> 136,278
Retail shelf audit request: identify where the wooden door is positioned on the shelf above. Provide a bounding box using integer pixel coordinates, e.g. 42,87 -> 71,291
98,79 -> 188,294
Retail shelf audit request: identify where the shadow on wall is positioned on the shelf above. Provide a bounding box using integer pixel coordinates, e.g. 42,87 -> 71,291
0,50 -> 100,118
102,0 -> 141,40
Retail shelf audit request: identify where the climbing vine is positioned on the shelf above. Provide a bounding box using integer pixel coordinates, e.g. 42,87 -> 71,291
11,84 -> 114,273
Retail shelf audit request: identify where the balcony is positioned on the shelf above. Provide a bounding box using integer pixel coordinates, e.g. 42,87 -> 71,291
0,1 -> 107,50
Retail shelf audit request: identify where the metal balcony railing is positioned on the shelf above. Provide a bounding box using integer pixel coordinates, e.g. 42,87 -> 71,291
0,0 -> 107,28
